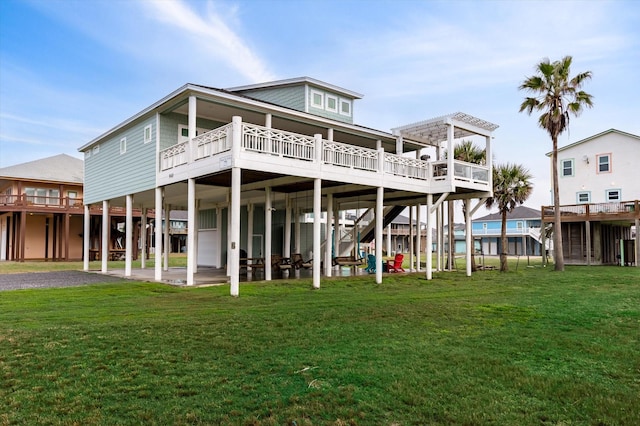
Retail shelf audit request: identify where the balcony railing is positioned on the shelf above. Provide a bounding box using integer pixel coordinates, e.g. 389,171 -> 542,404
542,200 -> 639,220
0,194 -> 83,210
159,122 -> 490,185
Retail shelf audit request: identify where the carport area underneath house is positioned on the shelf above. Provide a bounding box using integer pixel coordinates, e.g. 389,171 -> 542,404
97,263 -> 376,287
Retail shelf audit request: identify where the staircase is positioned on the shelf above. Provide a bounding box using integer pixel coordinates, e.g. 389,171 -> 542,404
359,205 -> 406,243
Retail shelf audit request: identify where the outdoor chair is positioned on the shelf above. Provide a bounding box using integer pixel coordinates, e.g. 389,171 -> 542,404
365,254 -> 376,273
386,253 -> 405,273
291,253 -> 313,269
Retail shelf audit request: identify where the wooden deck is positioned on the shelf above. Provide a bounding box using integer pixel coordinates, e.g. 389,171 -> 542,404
542,200 -> 639,223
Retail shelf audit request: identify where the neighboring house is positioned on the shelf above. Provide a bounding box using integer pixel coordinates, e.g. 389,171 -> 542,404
472,206 -> 543,256
0,154 -> 85,261
78,76 -> 499,291
0,154 -> 151,262
544,129 -> 639,265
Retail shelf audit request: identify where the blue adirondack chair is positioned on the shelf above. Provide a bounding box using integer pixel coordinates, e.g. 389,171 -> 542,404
365,254 -> 376,273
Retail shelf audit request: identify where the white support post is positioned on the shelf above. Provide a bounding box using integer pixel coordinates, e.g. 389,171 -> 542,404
375,186 -> 383,284
83,204 -> 90,271
125,194 -> 133,277
230,167 -> 241,296
163,202 -> 170,271
465,199 -> 472,277
140,208 -> 147,269
313,178 -> 321,289
188,95 -> 197,162
409,206 -> 415,271
426,194 -> 433,280
386,223 -> 391,257
101,200 -> 109,274
155,187 -> 163,281
247,203 -> 254,262
194,200 -> 199,274
396,135 -> 403,155
265,187 -> 272,281
486,135 -> 492,191
416,204 -> 422,272
325,193 -> 333,277
226,194 -> 231,277
187,178 -> 196,286
214,207 -> 222,268
437,204 -> 443,271
447,123 -> 454,179
636,218 -> 640,268
284,195 -> 292,258
295,206 -> 301,255
334,202 -> 340,256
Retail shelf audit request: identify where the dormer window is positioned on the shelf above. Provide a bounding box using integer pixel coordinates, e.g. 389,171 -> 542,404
340,98 -> 352,117
310,89 -> 324,109
326,95 -> 338,113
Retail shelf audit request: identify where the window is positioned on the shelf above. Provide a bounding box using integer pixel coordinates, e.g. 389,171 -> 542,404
597,153 -> 611,173
339,98 -> 352,116
310,89 -> 324,109
561,159 -> 574,177
120,137 -> 127,154
606,189 -> 621,201
92,145 -> 100,155
144,125 -> 152,144
326,94 -> 338,112
85,150 -> 91,159
68,191 -> 78,206
178,125 -> 210,143
577,192 -> 591,203
516,221 -> 523,230
49,189 -> 60,205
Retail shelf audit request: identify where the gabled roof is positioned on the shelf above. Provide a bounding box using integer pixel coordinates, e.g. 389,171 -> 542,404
226,77 -> 363,99
474,205 -> 540,222
545,129 -> 640,156
0,154 -> 83,184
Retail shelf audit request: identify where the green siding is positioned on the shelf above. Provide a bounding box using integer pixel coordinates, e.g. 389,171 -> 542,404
307,86 -> 353,124
237,86 -> 306,112
84,116 -> 157,204
159,112 -> 225,150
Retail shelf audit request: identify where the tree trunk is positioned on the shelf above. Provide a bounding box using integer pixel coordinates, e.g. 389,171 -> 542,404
552,135 -> 565,271
500,210 -> 508,272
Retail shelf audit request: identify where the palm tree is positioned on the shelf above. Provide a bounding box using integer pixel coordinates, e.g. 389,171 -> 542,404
519,56 -> 593,271
485,163 -> 533,272
454,140 -> 486,271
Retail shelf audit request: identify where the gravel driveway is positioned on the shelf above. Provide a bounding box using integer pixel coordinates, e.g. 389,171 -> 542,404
0,271 -> 128,291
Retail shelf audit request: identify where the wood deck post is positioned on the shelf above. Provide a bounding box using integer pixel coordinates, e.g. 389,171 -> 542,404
83,204 -> 90,271
375,186 -> 383,284
265,186 -> 272,282
187,179 -> 196,286
325,193 -> 333,278
125,194 -> 133,277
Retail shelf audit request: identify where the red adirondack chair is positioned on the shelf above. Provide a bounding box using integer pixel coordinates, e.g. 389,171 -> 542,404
386,253 -> 405,273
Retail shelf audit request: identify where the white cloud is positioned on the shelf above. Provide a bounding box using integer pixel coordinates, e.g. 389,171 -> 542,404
142,0 -> 275,83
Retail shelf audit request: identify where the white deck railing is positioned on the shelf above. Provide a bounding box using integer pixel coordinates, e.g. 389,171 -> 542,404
242,123 -> 316,161
323,141 -> 379,171
384,153 -> 430,180
195,123 -> 232,160
159,121 -> 490,186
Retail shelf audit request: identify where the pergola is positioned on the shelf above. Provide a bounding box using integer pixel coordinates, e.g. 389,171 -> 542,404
392,112 -> 499,278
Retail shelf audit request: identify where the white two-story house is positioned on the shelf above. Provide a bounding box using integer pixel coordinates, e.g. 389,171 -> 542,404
78,77 -> 498,294
543,129 -> 640,265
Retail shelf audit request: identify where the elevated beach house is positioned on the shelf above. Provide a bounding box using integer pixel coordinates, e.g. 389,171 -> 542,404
543,129 -> 639,265
78,77 -> 498,294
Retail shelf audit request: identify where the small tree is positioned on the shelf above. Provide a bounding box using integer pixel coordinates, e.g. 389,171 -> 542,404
519,55 -> 593,271
485,163 -> 533,272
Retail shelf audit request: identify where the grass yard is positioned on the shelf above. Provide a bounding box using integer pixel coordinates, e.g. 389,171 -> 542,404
1,263 -> 639,425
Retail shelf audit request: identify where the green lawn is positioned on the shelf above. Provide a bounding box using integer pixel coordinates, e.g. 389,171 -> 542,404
1,263 -> 639,425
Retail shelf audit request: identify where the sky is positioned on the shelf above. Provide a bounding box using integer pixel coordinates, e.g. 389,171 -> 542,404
1,0 -> 639,214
